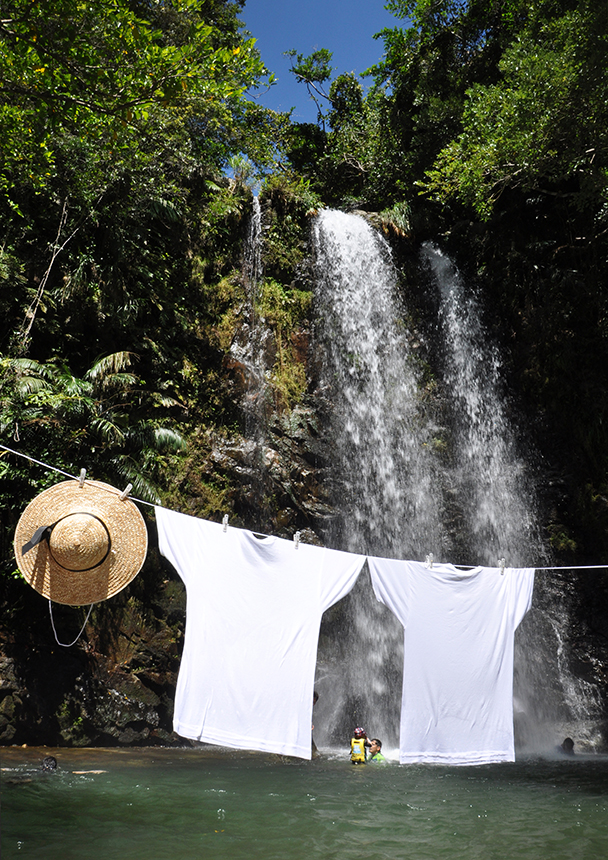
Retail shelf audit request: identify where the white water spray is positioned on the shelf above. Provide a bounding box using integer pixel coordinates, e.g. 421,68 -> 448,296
312,211 -> 447,745
422,242 -> 602,750
310,217 -> 601,752
422,242 -> 541,566
313,212 -> 446,558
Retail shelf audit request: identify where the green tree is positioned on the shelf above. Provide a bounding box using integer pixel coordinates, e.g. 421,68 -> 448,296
0,0 -> 282,372
284,48 -> 399,207
0,0 -> 272,201
370,0 -> 528,189
285,48 -> 334,128
423,3 -> 608,219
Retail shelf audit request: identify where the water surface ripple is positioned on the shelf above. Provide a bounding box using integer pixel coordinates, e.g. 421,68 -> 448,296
3,747 -> 608,860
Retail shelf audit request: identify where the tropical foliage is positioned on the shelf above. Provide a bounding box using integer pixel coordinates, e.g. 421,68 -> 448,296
0,0 -> 280,574
2,0 -> 608,567
1,352 -> 186,499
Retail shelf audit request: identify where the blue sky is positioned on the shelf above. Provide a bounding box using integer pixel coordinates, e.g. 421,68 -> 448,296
240,0 -> 400,124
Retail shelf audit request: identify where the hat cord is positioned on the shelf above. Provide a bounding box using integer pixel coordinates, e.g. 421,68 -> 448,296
48,599 -> 93,647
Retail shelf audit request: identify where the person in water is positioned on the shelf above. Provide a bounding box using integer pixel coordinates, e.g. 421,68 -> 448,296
368,738 -> 386,763
557,737 -> 575,756
350,727 -> 370,764
3,755 -> 57,785
41,754 -> 106,775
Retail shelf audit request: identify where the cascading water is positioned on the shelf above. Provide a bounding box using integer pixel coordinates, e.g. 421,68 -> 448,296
310,212 -> 601,753
230,195 -> 271,526
422,242 -> 542,566
422,242 -> 602,750
312,210 -> 447,746
231,196 -> 265,398
244,194 -> 263,289
313,214 -> 446,557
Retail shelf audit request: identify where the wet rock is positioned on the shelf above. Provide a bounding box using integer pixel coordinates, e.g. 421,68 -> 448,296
0,721 -> 16,742
276,508 -> 296,529
116,725 -> 151,745
0,692 -> 17,720
0,659 -> 21,742
0,657 -> 18,694
297,528 -> 324,547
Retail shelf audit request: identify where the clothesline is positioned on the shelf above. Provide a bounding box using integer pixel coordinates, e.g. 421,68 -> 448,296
0,442 -> 156,508
3,441 -> 608,574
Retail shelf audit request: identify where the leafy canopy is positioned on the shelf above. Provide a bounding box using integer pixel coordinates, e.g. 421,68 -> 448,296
422,2 -> 608,218
0,0 -> 273,200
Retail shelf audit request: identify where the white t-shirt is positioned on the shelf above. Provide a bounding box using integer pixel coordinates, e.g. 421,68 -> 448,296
368,558 -> 535,765
156,507 -> 365,759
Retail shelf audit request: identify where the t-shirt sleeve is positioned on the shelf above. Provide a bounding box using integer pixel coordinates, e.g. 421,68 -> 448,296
367,556 -> 415,624
155,505 -> 174,566
318,547 -> 366,612
509,567 -> 536,628
155,505 -> 210,587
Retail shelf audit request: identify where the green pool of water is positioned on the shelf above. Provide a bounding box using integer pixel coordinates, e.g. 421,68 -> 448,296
2,747 -> 608,860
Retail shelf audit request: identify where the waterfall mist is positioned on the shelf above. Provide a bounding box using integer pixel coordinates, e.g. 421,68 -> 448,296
422,243 -> 602,751
309,212 -> 601,753
312,210 -> 447,747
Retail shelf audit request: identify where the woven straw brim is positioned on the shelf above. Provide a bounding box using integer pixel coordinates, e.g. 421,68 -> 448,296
14,479 -> 148,605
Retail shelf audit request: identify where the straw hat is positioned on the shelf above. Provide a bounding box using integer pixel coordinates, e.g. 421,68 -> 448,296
14,479 -> 148,605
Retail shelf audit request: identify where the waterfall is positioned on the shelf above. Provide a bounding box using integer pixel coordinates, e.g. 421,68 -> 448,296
312,210 -> 447,746
422,242 -> 602,750
422,242 -> 541,566
244,195 -> 263,290
313,212 -> 446,557
310,213 -> 601,753
232,195 -> 265,388
229,195 -> 271,527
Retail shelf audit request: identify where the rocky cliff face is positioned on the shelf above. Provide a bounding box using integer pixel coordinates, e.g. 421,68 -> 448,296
0,350 -> 335,747
0,558 -> 185,746
0,182 -> 329,747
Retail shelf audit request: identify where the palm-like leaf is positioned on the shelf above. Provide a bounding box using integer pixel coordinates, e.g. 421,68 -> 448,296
2,350 -> 185,502
86,352 -> 134,379
14,376 -> 52,396
151,426 -> 187,452
90,417 -> 126,444
110,457 -> 162,504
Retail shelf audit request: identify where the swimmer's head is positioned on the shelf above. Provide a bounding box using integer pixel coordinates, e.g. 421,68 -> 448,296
42,756 -> 57,771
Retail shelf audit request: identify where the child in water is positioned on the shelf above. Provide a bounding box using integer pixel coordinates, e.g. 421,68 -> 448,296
368,738 -> 386,762
350,727 -> 370,764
